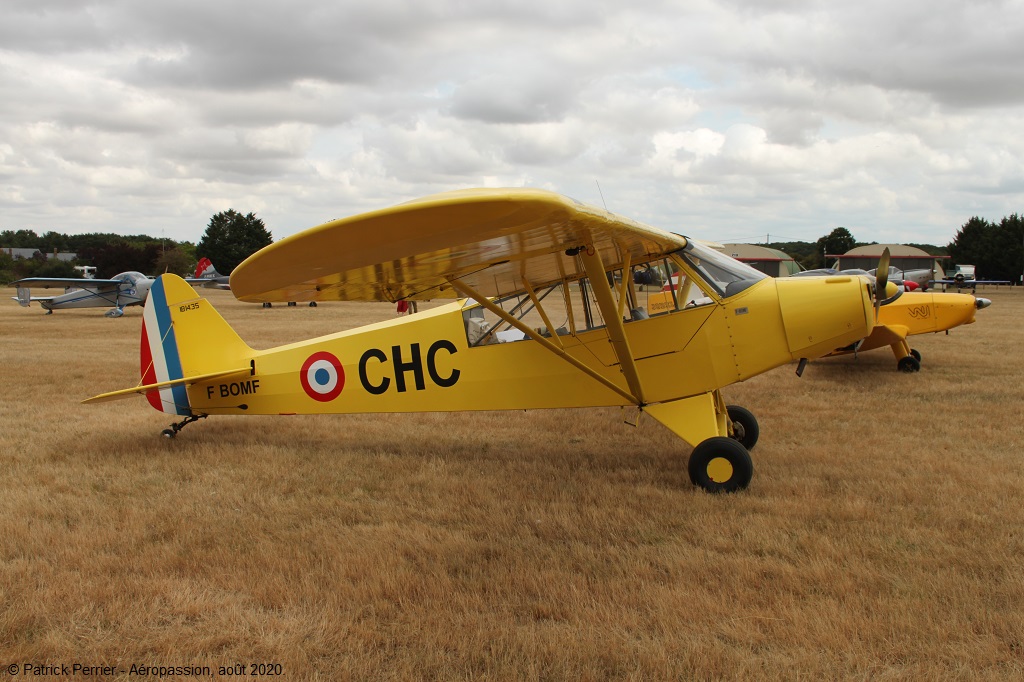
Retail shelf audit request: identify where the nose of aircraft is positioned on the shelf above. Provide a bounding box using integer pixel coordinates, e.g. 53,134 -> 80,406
775,275 -> 874,360
935,292 -> 987,328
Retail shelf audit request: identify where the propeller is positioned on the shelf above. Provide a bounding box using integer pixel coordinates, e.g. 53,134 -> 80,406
873,247 -> 891,319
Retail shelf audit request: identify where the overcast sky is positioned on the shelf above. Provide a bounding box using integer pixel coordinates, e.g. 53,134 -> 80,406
3,0 -> 1024,247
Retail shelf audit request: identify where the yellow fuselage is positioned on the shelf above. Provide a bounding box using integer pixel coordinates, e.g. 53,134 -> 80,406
183,276 -> 874,417
829,290 -> 979,356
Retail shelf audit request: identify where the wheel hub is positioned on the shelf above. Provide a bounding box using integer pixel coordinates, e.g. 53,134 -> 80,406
706,457 -> 734,483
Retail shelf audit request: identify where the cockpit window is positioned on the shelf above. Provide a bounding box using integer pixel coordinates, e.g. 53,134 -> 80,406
677,242 -> 767,297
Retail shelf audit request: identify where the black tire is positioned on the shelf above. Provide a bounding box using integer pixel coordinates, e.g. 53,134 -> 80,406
726,404 -> 759,450
309,301 -> 318,307
161,429 -> 176,439
688,437 -> 754,493
897,355 -> 921,372
910,348 -> 921,362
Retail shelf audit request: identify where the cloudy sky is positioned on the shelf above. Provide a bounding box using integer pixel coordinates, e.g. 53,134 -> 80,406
3,0 -> 1024,247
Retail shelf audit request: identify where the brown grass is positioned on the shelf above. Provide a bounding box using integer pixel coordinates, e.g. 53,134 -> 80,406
2,286 -> 1023,680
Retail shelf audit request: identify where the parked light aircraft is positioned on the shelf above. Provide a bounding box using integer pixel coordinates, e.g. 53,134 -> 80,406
84,188 -> 887,493
186,258 -> 231,289
929,272 -> 1011,293
795,259 -> 991,372
824,290 -> 991,371
869,265 -> 940,291
11,271 -> 154,317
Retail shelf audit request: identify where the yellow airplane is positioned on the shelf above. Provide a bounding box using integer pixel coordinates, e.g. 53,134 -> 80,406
823,288 -> 991,371
85,188 -> 884,492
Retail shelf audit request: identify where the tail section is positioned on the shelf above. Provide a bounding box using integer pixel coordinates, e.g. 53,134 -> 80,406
194,257 -> 212,278
194,257 -> 223,280
140,274 -> 252,414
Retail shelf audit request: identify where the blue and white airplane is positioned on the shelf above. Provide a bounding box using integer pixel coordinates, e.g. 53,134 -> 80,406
11,271 -> 155,317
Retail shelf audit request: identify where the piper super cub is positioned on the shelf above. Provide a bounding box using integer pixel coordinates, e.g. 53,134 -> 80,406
86,189 -> 886,492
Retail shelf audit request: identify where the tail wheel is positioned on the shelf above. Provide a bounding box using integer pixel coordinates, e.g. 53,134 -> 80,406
688,437 -> 754,493
726,405 -> 759,450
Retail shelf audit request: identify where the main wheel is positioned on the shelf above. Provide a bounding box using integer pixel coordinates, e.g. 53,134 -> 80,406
726,405 -> 759,450
688,437 -> 754,493
910,348 -> 921,362
897,355 -> 921,372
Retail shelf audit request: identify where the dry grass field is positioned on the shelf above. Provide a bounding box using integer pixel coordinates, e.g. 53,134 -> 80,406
1,285 -> 1022,680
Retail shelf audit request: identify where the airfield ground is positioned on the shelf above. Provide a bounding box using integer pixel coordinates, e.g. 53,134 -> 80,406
1,286 -> 1022,679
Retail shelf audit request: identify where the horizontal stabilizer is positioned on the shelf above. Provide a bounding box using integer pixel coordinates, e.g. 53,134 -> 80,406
10,291 -> 54,306
82,367 -> 250,404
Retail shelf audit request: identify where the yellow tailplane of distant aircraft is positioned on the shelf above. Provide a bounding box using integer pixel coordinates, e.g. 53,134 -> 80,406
86,188 -> 882,492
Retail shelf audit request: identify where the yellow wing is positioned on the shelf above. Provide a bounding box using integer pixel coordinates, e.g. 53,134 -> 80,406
230,188 -> 687,303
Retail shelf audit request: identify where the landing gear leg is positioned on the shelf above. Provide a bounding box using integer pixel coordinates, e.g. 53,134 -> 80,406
161,413 -> 208,438
891,340 -> 920,372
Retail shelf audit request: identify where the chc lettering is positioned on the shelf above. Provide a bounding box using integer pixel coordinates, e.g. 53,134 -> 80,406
359,340 -> 460,395
206,379 -> 260,399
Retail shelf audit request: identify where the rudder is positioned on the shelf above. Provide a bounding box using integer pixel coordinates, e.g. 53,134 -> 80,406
141,274 -> 252,414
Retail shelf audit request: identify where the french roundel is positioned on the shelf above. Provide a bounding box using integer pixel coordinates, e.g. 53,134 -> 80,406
300,351 -> 345,402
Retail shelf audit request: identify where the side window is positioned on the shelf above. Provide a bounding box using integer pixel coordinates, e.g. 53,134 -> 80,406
637,258 -> 715,316
460,252 -> 726,349
462,284 -> 575,346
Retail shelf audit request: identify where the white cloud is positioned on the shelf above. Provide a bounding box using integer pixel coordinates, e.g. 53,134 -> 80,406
2,0 -> 1024,247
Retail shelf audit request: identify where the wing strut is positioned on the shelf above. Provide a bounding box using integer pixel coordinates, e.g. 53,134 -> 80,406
521,277 -> 563,350
446,277 -> 640,406
577,243 -> 647,405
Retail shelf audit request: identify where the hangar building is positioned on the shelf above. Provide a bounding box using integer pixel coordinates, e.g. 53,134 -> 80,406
721,244 -> 802,277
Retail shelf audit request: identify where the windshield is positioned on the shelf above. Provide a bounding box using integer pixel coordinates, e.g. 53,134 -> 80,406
677,242 -> 767,297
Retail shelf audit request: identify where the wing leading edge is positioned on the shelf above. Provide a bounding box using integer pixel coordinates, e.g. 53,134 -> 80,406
230,188 -> 688,303
10,277 -> 122,291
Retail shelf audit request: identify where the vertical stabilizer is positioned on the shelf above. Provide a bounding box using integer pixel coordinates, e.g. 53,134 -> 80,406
140,274 -> 252,414
194,257 -> 214,278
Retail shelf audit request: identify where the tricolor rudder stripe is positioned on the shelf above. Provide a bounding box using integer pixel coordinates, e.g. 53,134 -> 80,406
140,276 -> 191,415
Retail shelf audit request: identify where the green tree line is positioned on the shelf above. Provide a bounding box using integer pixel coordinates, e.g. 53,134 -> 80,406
1,210 -> 272,285
768,228 -> 950,272
5,211 -> 1018,285
947,214 -> 1024,283
0,231 -> 196,284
